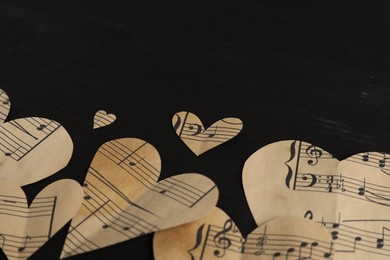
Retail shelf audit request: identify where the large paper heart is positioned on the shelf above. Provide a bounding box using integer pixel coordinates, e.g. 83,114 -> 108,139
0,117 -> 73,186
172,111 -> 243,156
243,140 -> 390,259
0,179 -> 83,260
60,138 -> 219,258
93,110 -> 117,129
0,89 -> 10,123
154,207 -> 334,260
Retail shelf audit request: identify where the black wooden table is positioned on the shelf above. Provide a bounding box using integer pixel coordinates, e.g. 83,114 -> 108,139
1,0 -> 390,259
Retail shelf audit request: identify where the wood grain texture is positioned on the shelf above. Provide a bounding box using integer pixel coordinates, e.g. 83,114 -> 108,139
0,0 -> 390,259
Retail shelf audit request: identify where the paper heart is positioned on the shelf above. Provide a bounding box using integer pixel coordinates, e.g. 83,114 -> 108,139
60,138 -> 219,258
172,111 -> 243,156
93,110 -> 117,129
0,89 -> 10,123
153,207 -> 334,260
0,117 -> 73,186
0,179 -> 83,260
243,140 -> 390,259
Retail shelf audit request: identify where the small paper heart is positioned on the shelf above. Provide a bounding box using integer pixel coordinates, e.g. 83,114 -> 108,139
93,110 -> 117,129
60,138 -> 219,258
243,140 -> 390,259
172,111 -> 243,156
0,179 -> 83,260
153,207 -> 334,259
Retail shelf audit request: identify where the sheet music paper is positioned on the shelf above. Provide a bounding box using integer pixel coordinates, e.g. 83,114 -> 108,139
0,179 -> 83,260
60,138 -> 219,258
0,117 -> 73,186
172,111 -> 243,156
0,89 -> 10,123
154,207 -> 334,260
93,110 -> 117,129
243,140 -> 390,259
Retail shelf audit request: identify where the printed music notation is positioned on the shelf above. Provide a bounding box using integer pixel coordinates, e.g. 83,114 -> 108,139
191,220 -> 333,259
243,139 -> 390,260
0,179 -> 83,260
0,89 -> 10,123
304,212 -> 390,258
93,110 -> 116,129
154,208 -> 333,260
172,111 -> 243,156
99,139 -> 216,208
61,138 -> 218,258
284,141 -> 390,207
0,117 -> 61,162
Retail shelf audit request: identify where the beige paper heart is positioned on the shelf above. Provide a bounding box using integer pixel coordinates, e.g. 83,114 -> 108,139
172,111 -> 243,156
0,179 -> 83,260
93,110 -> 117,129
60,138 -> 219,258
154,207 -> 334,260
243,140 -> 390,259
0,117 -> 73,186
0,89 -> 10,123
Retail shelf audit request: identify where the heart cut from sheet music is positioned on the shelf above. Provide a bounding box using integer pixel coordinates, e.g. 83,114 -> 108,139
0,117 -> 73,186
60,138 -> 219,258
172,111 -> 243,156
0,179 -> 83,260
243,140 -> 390,259
93,110 -> 117,129
0,89 -> 10,123
153,207 -> 334,260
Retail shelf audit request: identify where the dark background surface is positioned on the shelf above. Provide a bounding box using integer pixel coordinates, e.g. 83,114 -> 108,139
1,0 -> 390,259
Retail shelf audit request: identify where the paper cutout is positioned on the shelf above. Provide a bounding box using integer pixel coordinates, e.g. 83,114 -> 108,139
60,138 -> 219,258
93,110 -> 117,129
172,111 -> 243,156
0,179 -> 83,260
153,207 -> 334,259
0,117 -> 73,186
0,89 -> 10,123
243,140 -> 390,259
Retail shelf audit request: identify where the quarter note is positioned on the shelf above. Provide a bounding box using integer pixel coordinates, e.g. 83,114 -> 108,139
208,126 -> 218,138
285,247 -> 295,259
358,178 -> 366,196
323,242 -> 333,258
362,152 -> 369,162
272,252 -> 281,259
129,156 -> 145,166
18,236 -> 31,252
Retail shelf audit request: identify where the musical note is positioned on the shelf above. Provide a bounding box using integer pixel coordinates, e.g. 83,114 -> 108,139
18,236 -> 31,252
323,242 -> 333,258
358,178 -> 366,196
208,126 -> 218,138
362,152 -> 370,162
129,156 -> 145,166
272,252 -> 281,259
376,227 -> 390,249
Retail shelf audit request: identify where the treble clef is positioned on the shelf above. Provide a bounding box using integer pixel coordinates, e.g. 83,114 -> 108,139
305,145 -> 323,166
213,219 -> 233,257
